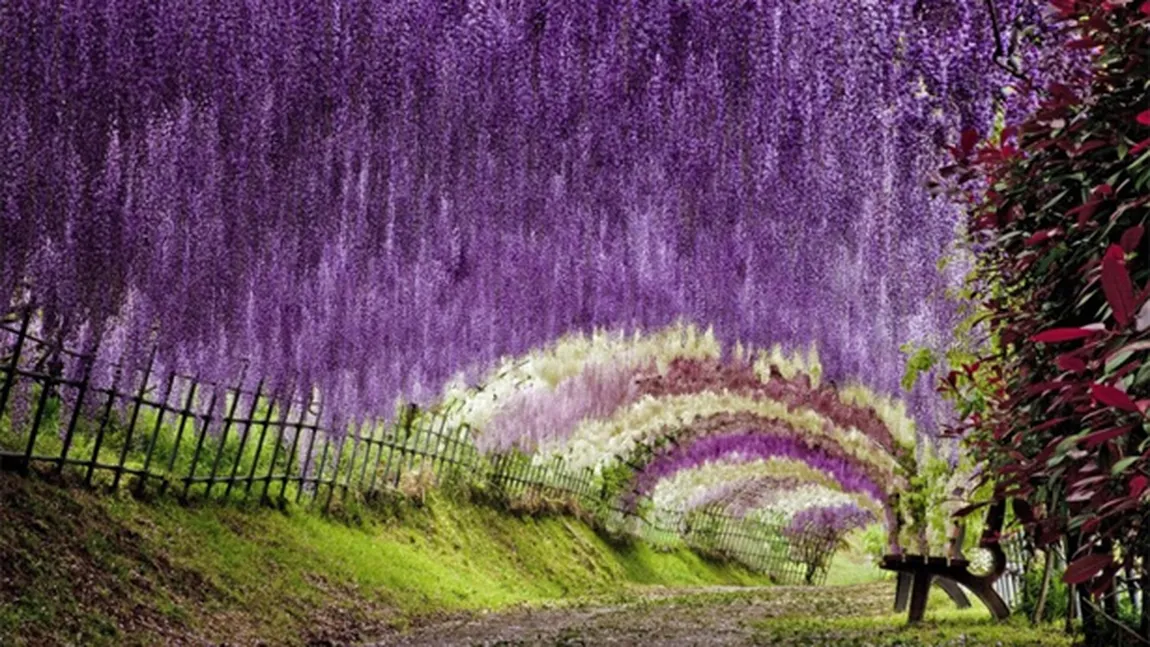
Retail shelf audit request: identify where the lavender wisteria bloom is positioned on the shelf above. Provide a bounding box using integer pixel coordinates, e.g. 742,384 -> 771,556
785,504 -> 876,542
632,432 -> 889,509
0,1 -> 1051,435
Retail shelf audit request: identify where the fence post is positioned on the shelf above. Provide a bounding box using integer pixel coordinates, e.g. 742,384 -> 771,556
354,420 -> 380,494
223,380 -> 266,499
19,351 -> 62,474
58,354 -> 95,475
255,394 -> 293,503
0,309 -> 32,424
306,436 -> 330,507
182,386 -> 222,500
341,421 -> 365,500
296,401 -> 323,504
111,347 -> 158,489
84,366 -> 124,486
393,405 -> 416,487
417,410 -> 437,475
324,435 -> 348,512
278,393 -> 314,502
241,388 -> 281,500
366,420 -> 388,495
204,372 -> 256,498
137,371 -> 178,492
162,379 -> 199,494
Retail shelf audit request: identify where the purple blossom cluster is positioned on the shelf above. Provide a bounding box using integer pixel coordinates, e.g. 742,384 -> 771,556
784,503 -> 875,541
648,411 -> 894,491
479,360 -> 647,453
0,1 -> 1050,433
631,431 -> 888,508
636,358 -> 902,453
685,476 -> 803,518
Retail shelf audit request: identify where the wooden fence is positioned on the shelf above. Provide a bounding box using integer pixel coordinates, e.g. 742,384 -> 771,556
0,309 -> 838,585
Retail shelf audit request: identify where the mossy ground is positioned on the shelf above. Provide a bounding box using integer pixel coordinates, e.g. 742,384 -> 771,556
0,466 -> 1072,646
750,594 -> 1073,647
0,470 -> 774,646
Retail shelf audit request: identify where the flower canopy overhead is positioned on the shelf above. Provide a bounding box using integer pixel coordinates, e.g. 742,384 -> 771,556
1,1 -> 1049,526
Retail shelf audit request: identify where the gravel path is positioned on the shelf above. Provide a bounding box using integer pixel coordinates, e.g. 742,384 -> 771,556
368,582 -> 895,646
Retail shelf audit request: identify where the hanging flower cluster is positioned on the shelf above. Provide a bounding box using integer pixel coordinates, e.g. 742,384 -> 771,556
784,503 -> 875,544
0,0 -> 1048,434
647,457 -> 882,521
558,390 -> 900,479
679,475 -> 802,516
477,360 -> 648,453
631,431 -> 889,511
636,358 -> 905,454
444,323 -> 721,433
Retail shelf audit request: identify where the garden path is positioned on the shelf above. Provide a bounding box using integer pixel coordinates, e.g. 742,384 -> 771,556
370,581 -> 1068,646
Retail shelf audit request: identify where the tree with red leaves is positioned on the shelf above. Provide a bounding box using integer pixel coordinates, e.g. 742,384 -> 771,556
942,0 -> 1149,641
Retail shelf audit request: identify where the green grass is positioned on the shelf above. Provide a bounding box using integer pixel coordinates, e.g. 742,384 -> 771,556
0,470 -> 773,646
822,550 -> 888,587
750,585 -> 1072,647
753,609 -> 1073,646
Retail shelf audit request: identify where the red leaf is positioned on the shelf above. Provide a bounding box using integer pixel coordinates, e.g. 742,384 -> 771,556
1088,564 -> 1121,596
1082,517 -> 1101,535
1121,226 -> 1145,252
1064,553 -> 1113,585
1067,489 -> 1097,503
1131,475 -> 1148,498
1090,383 -> 1140,413
1033,417 -> 1071,435
1027,380 -> 1073,396
1025,227 -> 1063,246
960,129 -> 979,154
1068,200 -> 1101,226
1139,110 -> 1150,127
1057,354 -> 1087,373
1142,0 -> 1150,15
954,501 -> 991,518
1074,140 -> 1108,156
1082,425 -> 1133,448
1102,245 -> 1136,327
1050,83 -> 1078,104
1031,327 -> 1101,343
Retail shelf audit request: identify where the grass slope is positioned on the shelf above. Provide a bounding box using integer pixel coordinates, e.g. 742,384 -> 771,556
0,471 -> 774,646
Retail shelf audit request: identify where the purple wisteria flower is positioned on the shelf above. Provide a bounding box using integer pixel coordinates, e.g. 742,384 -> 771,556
0,1 -> 1056,436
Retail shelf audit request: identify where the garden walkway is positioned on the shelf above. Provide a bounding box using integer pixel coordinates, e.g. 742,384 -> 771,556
372,581 -> 1064,646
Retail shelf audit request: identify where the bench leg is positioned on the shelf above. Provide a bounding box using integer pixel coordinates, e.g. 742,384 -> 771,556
967,580 -> 1012,621
894,571 -> 913,612
908,572 -> 933,623
935,577 -> 972,609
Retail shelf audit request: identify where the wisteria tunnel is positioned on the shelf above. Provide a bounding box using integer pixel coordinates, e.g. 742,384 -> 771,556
0,0 -> 1050,573
3,1 -> 1147,643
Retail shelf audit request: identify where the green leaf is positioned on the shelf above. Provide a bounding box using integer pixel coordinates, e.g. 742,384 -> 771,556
1111,456 -> 1139,476
1134,361 -> 1150,388
1104,349 -> 1135,377
1040,190 -> 1070,213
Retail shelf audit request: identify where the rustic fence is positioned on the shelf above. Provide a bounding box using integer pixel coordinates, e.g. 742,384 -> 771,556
0,309 -> 837,585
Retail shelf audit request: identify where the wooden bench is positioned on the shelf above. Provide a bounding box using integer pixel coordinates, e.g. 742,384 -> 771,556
879,501 -> 1010,623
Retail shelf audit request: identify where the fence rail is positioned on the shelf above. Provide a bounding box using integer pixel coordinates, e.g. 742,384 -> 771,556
0,309 -> 838,585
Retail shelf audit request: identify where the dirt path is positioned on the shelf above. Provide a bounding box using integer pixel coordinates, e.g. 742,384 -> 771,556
370,582 -> 896,646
